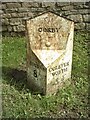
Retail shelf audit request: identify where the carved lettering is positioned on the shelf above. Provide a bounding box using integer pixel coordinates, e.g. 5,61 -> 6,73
38,27 -> 61,33
49,62 -> 69,72
33,70 -> 37,77
49,62 -> 69,76
52,68 -> 68,76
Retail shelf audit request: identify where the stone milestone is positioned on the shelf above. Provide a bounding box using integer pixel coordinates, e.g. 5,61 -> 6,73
26,12 -> 74,95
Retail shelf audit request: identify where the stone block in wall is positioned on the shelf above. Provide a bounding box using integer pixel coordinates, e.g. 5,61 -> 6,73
73,4 -> 85,9
22,2 -> 31,7
72,2 -> 89,9
0,10 -> 3,14
72,2 -> 84,6
6,3 -> 21,8
64,10 -> 78,16
5,8 -> 18,13
83,15 -> 90,22
62,5 -> 74,11
83,4 -> 90,8
78,9 -> 90,14
85,2 -> 90,8
35,8 -> 46,12
2,13 -> 11,18
18,12 -> 28,18
29,8 -> 45,13
2,25 -> 7,31
57,11 -> 65,16
22,2 -> 41,8
17,25 -> 25,32
52,8 -> 62,15
42,2 -> 55,8
67,14 -> 83,22
56,2 -> 70,7
7,25 -> 13,32
11,13 -> 18,18
13,26 -> 17,32
2,18 -> 9,25
13,25 -> 25,32
86,23 -> 90,30
27,12 -> 34,18
75,23 -> 85,30
10,18 -> 22,25
30,2 -> 41,8
2,3 -> 6,10
18,8 -> 30,12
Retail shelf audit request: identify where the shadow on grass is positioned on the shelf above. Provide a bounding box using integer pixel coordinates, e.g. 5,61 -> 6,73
2,66 -> 32,93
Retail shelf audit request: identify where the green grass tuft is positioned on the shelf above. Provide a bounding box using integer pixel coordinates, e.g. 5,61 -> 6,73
2,32 -> 89,118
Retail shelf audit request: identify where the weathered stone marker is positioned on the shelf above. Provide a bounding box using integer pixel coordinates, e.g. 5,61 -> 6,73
26,12 -> 74,95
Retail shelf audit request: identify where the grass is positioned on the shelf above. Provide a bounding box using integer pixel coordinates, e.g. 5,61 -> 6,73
2,31 -> 89,119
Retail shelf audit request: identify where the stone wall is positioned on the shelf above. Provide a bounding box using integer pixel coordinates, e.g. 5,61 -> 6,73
1,2 -> 90,36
